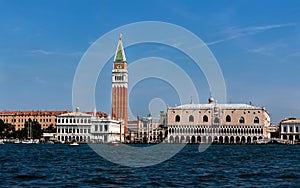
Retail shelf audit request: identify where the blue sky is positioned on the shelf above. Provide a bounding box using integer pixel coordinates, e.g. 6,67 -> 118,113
0,0 -> 300,123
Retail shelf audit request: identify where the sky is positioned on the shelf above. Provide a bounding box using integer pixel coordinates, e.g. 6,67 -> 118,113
0,0 -> 300,123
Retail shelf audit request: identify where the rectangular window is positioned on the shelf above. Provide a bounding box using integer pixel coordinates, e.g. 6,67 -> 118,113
283,127 -> 286,132
62,129 -> 64,133
80,129 -> 83,133
95,125 -> 98,132
58,129 -> 60,133
84,129 -> 87,133
77,129 -> 79,133
88,129 -> 91,133
296,127 -> 299,132
65,129 -> 68,133
100,125 -> 103,131
104,125 -> 108,131
290,127 -> 293,132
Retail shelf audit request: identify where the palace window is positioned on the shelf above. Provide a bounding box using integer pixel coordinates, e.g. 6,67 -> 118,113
226,115 -> 231,122
203,115 -> 208,122
189,115 -> 194,122
175,115 -> 180,122
254,117 -> 259,124
239,117 -> 245,124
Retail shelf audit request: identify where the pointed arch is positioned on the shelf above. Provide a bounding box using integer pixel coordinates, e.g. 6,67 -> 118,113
189,115 -> 194,122
226,115 -> 231,122
254,117 -> 259,124
203,115 -> 208,122
239,116 -> 245,124
175,115 -> 180,122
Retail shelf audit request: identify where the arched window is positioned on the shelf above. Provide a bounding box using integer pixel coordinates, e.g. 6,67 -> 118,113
254,117 -> 259,124
239,117 -> 245,124
189,115 -> 194,122
226,115 -> 231,122
203,115 -> 208,122
58,119 -> 61,123
175,115 -> 180,122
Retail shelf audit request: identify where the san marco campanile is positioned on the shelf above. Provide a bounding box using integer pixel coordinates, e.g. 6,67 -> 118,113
111,33 -> 128,134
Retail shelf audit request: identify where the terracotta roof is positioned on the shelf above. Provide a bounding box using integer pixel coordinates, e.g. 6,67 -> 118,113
0,110 -> 68,116
281,119 -> 300,124
0,110 -> 107,117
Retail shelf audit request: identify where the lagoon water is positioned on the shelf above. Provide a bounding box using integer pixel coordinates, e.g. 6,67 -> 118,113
0,144 -> 299,187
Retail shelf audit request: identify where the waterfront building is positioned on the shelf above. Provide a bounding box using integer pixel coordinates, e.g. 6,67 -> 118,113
128,112 -> 168,143
266,124 -> 279,138
55,108 -> 123,143
280,118 -> 300,143
111,34 -> 128,134
91,115 -> 124,143
167,96 -> 271,144
0,110 -> 67,130
0,110 -> 106,132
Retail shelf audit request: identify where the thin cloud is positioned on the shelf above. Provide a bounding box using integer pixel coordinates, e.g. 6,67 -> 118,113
248,40 -> 288,56
27,50 -> 83,56
207,23 -> 295,46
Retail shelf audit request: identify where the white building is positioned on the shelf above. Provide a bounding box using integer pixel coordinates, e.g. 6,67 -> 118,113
91,116 -> 124,143
55,108 -> 123,143
280,118 -> 300,143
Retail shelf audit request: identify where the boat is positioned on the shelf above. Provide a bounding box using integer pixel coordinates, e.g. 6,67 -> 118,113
0,141 -> 4,145
21,139 -> 38,144
69,142 -> 79,146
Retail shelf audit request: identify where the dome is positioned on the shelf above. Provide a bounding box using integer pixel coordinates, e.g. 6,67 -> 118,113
208,96 -> 215,104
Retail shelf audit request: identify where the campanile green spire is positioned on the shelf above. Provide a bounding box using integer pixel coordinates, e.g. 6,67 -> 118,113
114,33 -> 126,62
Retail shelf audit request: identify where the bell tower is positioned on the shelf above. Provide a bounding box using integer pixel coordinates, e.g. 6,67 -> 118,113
112,33 -> 128,133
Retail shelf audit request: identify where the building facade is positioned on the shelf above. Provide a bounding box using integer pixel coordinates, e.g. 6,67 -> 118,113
0,110 -> 67,130
280,118 -> 300,143
167,97 -> 271,144
112,34 -> 128,134
55,108 -> 123,143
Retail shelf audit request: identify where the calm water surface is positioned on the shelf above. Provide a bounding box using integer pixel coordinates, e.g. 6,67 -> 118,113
0,144 -> 299,187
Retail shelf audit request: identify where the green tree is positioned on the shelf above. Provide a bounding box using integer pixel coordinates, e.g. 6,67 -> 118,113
0,119 -> 4,138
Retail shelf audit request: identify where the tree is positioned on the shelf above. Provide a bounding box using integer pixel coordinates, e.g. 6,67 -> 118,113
0,119 -> 4,138
0,119 -> 15,138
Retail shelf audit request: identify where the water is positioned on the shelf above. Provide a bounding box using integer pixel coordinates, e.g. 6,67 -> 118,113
0,144 -> 299,187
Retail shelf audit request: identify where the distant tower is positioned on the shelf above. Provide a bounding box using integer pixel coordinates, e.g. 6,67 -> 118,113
112,33 -> 128,133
